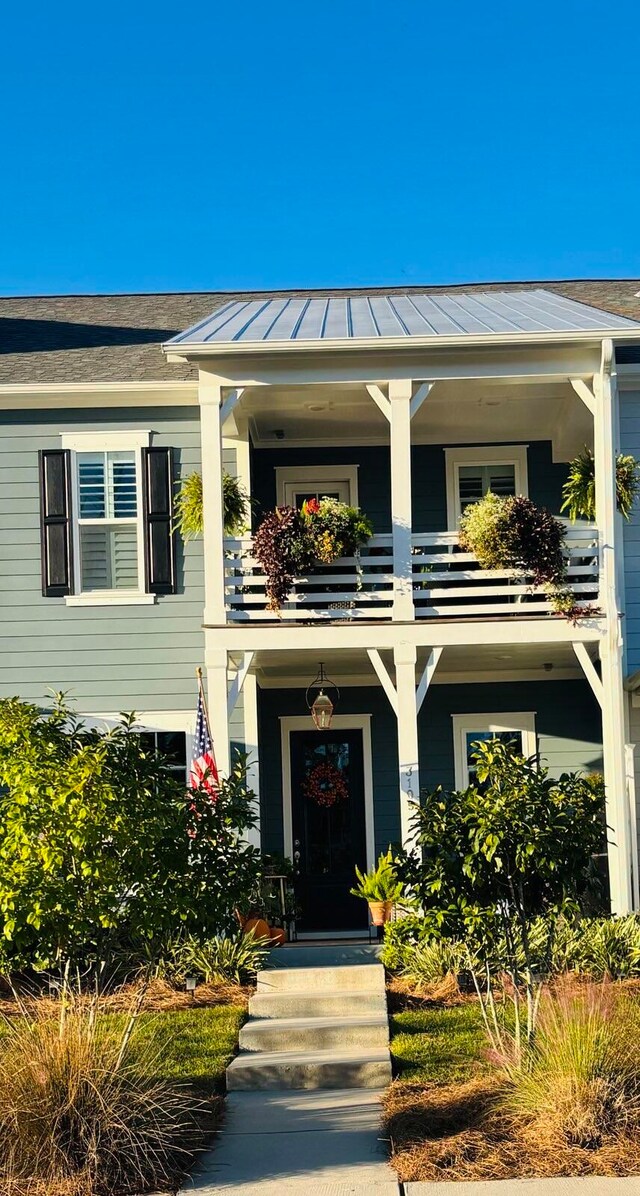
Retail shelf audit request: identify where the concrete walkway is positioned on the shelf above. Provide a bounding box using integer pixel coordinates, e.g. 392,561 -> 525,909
180,945 -> 397,1194
180,944 -> 640,1194
184,1088 -> 397,1194
406,1181 -> 640,1194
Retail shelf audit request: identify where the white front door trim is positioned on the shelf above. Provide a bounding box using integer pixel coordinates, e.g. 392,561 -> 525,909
279,714 -> 375,873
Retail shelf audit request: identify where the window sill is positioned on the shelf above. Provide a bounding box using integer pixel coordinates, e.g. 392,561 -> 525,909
65,593 -> 157,607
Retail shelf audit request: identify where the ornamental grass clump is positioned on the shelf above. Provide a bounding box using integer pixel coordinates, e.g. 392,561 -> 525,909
504,987 -> 640,1150
0,990 -> 199,1195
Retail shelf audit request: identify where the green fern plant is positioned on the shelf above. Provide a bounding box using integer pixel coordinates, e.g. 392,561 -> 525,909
350,849 -> 403,903
561,448 -> 640,522
174,470 -> 249,540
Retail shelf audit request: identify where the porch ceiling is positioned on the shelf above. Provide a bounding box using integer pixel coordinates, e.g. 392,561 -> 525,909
241,377 -> 592,457
245,641 -> 596,688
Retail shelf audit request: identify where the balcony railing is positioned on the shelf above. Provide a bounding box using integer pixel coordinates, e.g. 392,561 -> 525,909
223,524 -> 600,623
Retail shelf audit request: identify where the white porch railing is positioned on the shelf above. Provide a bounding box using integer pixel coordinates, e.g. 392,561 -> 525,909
223,524 -> 600,622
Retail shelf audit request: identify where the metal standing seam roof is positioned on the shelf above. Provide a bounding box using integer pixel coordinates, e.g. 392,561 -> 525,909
166,288 -> 640,349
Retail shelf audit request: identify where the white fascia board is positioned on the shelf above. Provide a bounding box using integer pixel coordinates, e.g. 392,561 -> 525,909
0,380 -> 197,409
163,328 -> 640,359
206,616 -> 606,653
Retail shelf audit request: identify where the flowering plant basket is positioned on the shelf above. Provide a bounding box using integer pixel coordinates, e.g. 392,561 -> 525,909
253,498 -> 373,610
301,497 -> 373,563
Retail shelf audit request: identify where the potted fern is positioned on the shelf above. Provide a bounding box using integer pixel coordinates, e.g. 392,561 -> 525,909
561,448 -> 640,522
351,849 -> 403,926
174,470 -> 249,539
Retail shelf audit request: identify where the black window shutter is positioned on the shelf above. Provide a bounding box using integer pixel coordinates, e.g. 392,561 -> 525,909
142,447 -> 176,595
39,449 -> 73,597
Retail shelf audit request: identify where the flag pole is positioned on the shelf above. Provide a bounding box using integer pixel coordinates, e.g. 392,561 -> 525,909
196,666 -> 213,739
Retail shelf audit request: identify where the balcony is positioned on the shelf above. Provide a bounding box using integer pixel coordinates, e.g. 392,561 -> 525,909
223,524 -> 600,623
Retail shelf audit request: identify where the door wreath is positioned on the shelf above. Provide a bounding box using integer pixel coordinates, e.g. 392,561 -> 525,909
303,759 -> 349,809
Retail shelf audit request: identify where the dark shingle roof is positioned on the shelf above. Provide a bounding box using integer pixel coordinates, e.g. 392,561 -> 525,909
1,280 -> 640,385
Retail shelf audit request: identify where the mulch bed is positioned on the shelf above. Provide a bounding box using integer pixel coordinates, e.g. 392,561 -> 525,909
385,976 -> 640,1182
383,1074 -> 640,1182
0,976 -> 250,1018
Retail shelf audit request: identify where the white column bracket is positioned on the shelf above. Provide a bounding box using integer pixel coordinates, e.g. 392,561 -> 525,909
416,647 -> 443,712
572,642 -> 604,707
366,648 -> 398,715
220,386 -> 245,427
570,377 -> 597,417
365,383 -> 391,422
410,382 -> 433,419
227,651 -> 255,717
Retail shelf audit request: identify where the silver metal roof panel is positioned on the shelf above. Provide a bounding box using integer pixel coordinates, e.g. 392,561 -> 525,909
167,288 -> 640,349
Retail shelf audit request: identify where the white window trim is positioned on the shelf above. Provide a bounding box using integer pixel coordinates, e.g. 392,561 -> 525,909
275,464 -> 359,508
61,430 -> 152,451
60,430 -> 155,606
452,711 -> 537,788
279,714 -> 374,871
444,445 -> 529,530
82,710 -> 194,781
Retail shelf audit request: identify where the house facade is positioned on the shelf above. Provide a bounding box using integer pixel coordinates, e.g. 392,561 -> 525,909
3,282 -> 640,931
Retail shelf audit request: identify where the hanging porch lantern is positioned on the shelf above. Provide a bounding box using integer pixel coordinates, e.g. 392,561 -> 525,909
306,662 -> 340,730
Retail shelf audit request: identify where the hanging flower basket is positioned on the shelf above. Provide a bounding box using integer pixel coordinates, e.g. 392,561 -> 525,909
303,760 -> 349,809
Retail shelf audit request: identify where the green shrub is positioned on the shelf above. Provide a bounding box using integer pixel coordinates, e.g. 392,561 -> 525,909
0,699 -> 261,973
176,931 -> 270,986
380,916 -> 437,971
573,916 -> 640,980
400,939 -> 466,991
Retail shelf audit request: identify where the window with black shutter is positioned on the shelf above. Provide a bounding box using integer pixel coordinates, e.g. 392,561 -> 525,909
142,447 -> 176,594
39,449 -> 73,597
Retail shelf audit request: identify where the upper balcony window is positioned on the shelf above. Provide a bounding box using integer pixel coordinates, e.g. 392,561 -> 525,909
275,465 -> 359,510
444,445 -> 529,529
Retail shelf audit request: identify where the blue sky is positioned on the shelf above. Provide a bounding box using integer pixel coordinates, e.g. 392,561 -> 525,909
1,1 -> 639,295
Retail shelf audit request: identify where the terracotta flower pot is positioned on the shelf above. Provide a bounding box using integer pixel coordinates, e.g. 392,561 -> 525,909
368,900 -> 394,926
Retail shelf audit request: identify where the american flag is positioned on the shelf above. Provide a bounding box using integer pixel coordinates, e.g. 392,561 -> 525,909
190,686 -> 219,796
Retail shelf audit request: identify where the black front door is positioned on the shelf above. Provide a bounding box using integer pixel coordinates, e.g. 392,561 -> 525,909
290,729 -> 368,932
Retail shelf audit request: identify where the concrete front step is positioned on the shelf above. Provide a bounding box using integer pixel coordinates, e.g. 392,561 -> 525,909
256,963 -> 385,995
249,989 -> 387,1020
226,1046 -> 392,1091
239,1013 -> 389,1053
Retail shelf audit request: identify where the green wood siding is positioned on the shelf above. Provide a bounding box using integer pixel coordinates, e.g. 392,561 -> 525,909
258,680 -> 602,858
0,406 -> 205,713
250,440 -> 568,535
419,680 -> 603,790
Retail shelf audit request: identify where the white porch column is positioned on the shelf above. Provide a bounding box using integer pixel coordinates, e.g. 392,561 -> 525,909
595,340 -> 634,913
394,642 -> 420,849
204,646 -> 231,777
198,369 -> 226,626
389,379 -> 415,622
